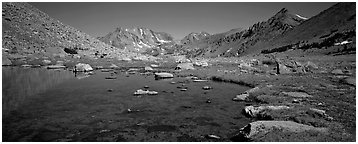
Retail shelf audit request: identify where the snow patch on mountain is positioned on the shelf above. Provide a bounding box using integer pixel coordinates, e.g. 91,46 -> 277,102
296,14 -> 308,20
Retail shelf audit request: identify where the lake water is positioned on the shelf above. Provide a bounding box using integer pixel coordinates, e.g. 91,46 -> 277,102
2,67 -> 251,142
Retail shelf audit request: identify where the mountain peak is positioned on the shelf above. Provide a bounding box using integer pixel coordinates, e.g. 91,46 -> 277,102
269,7 -> 307,26
278,8 -> 289,13
99,26 -> 174,53
115,27 -> 124,32
180,31 -> 210,44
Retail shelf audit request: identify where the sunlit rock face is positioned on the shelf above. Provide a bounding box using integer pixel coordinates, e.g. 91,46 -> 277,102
98,27 -> 175,53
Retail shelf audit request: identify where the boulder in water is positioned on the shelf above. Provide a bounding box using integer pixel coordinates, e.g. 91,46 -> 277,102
233,93 -> 249,101
154,72 -> 174,79
47,65 -> 66,69
134,89 -> 158,95
2,57 -> 12,66
145,66 -> 154,71
75,63 -> 93,72
202,86 -> 212,90
110,64 -> 119,69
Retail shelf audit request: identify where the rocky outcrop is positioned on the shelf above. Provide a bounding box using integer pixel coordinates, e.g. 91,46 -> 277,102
2,2 -> 123,61
180,32 -> 210,45
233,87 -> 260,101
275,59 -> 321,74
173,55 -> 190,63
264,2 -> 356,51
98,27 -> 174,53
231,121 -> 328,142
244,105 -> 290,119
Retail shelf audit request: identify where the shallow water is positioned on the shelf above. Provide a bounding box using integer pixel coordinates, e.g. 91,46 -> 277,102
2,67 -> 251,142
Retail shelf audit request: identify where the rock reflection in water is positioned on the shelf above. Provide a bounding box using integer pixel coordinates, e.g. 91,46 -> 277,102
2,67 -> 74,116
74,71 -> 94,79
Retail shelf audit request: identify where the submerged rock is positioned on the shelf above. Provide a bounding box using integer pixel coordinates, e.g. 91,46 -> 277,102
154,72 -> 174,79
231,121 -> 328,142
75,63 -> 93,72
101,69 -> 113,72
105,76 -> 117,79
128,68 -> 140,72
202,86 -> 212,90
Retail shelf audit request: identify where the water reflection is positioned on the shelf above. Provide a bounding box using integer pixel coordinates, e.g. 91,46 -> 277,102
2,67 -> 75,116
74,71 -> 94,79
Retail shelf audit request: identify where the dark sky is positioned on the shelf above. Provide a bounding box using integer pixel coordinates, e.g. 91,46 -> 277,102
30,2 -> 336,40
